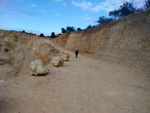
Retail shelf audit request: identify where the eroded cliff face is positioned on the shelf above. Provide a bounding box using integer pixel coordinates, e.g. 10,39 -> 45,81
51,9 -> 150,72
0,30 -> 59,79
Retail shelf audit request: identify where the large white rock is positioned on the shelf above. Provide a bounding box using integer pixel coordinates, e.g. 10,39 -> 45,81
52,56 -> 64,67
30,59 -> 48,75
61,51 -> 70,61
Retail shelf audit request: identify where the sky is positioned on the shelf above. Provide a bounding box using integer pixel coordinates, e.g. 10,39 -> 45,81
0,0 -> 145,35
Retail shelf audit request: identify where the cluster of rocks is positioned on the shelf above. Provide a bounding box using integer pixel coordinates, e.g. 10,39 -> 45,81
30,51 -> 70,76
0,30 -> 71,78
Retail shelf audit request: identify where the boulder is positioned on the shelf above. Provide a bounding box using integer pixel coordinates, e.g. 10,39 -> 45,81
30,59 -> 48,76
61,51 -> 70,61
63,51 -> 69,56
61,54 -> 69,61
52,56 -> 64,67
27,39 -> 60,65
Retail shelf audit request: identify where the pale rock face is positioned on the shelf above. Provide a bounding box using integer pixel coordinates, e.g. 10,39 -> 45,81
61,51 -> 70,61
30,59 -> 48,75
52,56 -> 64,67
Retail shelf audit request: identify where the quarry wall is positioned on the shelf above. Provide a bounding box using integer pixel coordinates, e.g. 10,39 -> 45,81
51,9 -> 150,72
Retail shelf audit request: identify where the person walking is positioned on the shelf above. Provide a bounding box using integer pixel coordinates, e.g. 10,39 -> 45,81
75,50 -> 79,58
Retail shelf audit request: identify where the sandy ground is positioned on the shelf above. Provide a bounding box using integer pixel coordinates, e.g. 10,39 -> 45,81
0,40 -> 150,113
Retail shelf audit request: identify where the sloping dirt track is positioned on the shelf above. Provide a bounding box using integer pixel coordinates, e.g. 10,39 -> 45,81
0,40 -> 150,113
18,45 -> 31,74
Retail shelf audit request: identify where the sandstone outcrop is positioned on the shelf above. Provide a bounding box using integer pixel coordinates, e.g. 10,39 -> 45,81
52,56 -> 64,67
30,59 -> 48,76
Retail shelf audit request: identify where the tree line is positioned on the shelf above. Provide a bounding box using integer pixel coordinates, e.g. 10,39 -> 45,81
96,0 -> 150,24
40,26 -> 83,38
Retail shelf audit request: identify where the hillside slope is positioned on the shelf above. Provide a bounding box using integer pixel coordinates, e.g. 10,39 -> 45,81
51,9 -> 150,72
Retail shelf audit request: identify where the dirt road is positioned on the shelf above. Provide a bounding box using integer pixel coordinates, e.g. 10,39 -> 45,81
0,40 -> 150,113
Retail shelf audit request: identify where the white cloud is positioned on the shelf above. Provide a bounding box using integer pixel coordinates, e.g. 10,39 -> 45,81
71,1 -> 93,10
91,0 -> 123,12
84,14 -> 92,20
71,0 -> 145,12
85,17 -> 91,20
133,0 -> 145,8
31,4 -> 37,7
12,9 -> 37,18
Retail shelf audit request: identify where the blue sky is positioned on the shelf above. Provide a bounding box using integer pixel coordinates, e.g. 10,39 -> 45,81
0,0 -> 145,35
